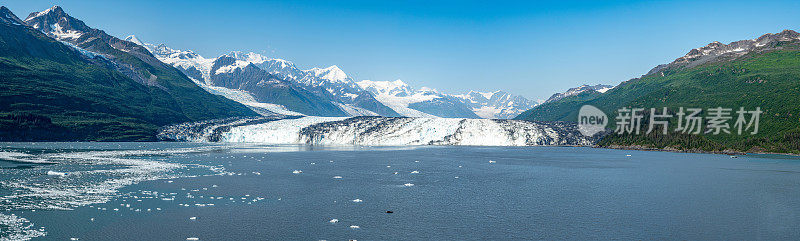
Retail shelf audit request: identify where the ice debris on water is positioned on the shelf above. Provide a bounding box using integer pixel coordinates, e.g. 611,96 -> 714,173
46,171 -> 67,177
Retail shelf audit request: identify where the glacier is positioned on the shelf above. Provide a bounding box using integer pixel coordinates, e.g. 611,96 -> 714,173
159,116 -> 598,146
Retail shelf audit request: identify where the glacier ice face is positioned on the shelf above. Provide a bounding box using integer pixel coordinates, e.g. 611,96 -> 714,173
160,116 -> 598,146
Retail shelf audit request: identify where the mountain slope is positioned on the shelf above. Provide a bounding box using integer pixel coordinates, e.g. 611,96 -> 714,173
132,39 -> 399,117
209,54 -> 347,116
0,6 -> 256,141
517,30 -> 800,153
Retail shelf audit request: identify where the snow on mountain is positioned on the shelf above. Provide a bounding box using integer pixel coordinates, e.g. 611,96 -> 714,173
544,84 -> 613,103
357,80 -> 537,119
130,38 -> 397,117
304,65 -> 348,83
452,91 -> 539,119
356,80 -> 440,117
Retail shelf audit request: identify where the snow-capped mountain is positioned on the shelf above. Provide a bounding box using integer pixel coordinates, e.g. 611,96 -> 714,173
452,91 -> 540,119
357,80 -> 537,119
544,84 -> 613,103
130,38 -> 399,117
24,6 -> 172,87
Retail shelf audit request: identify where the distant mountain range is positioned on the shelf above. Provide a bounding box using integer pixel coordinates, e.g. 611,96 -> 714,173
357,80 -> 538,119
130,37 -> 540,119
516,29 -> 800,154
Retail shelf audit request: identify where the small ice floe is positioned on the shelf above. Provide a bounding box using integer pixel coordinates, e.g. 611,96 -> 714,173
403,183 -> 415,187
488,160 -> 496,164
350,225 -> 360,229
189,217 -> 197,220
329,219 -> 339,223
352,199 -> 363,203
46,171 -> 67,177
333,176 -> 343,179
292,170 -> 303,174
410,170 -> 419,174
186,238 -> 199,241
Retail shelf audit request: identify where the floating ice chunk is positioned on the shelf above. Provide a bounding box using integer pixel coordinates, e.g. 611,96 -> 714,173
292,170 -> 303,174
352,199 -> 363,203
403,183 -> 415,187
333,176 -> 343,179
329,219 -> 339,223
410,170 -> 419,174
47,171 -> 67,176
350,225 -> 360,229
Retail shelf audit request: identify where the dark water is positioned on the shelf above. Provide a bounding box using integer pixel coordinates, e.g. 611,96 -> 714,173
2,143 -> 800,240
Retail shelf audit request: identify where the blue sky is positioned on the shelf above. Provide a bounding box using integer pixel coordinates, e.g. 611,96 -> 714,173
5,0 -> 800,100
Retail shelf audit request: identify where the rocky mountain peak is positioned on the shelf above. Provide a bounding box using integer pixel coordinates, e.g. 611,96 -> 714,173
0,6 -> 24,25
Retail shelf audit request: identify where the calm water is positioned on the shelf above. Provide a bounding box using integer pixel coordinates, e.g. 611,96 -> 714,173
1,143 -> 800,240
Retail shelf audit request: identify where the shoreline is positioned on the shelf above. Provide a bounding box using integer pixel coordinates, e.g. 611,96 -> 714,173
598,144 -> 800,157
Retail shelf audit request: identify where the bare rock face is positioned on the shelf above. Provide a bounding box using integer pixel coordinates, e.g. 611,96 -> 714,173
650,30 -> 800,74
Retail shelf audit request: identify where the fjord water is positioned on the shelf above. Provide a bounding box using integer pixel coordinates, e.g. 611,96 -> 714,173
1,143 -> 799,240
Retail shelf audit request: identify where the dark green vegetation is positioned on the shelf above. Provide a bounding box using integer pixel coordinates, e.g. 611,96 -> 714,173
0,7 -> 256,141
517,39 -> 800,154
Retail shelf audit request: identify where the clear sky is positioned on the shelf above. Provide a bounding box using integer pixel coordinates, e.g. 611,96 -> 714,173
5,0 -> 800,100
